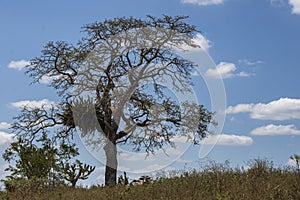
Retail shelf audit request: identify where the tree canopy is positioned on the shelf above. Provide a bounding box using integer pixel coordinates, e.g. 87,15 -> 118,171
9,15 -> 215,185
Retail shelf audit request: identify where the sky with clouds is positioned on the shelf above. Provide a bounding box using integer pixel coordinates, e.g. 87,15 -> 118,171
1,0 -> 300,186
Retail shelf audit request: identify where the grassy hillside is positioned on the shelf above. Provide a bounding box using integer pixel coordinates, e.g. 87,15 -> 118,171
1,159 -> 300,200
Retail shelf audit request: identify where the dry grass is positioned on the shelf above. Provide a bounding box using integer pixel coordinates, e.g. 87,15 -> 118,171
1,159 -> 300,200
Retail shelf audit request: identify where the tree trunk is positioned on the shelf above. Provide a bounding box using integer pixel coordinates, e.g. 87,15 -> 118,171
104,141 -> 117,186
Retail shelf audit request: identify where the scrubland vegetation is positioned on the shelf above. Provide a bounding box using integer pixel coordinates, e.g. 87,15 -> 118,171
1,158 -> 300,200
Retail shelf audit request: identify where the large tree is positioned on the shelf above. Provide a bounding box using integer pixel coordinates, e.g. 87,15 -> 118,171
14,15 -> 214,185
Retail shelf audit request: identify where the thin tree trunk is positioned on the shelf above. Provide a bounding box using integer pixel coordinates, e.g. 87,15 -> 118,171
104,141 -> 117,186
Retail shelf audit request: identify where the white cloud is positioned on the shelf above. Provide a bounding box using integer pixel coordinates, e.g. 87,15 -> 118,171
0,122 -> 11,130
200,134 -> 253,146
11,99 -> 56,110
238,59 -> 264,66
237,71 -> 250,77
38,75 -> 63,84
289,0 -> 300,14
181,0 -> 224,6
118,152 -> 156,162
178,33 -> 211,52
0,131 -> 14,145
251,124 -> 300,136
39,75 -> 53,84
270,0 -> 300,14
7,60 -> 30,71
226,103 -> 254,113
226,98 -> 300,120
205,62 -> 249,79
133,164 -> 170,174
192,34 -> 211,51
205,62 -> 236,79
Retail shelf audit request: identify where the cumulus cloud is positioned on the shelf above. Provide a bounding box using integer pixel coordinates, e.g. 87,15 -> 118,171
270,0 -> 300,14
192,33 -> 211,51
0,122 -> 11,130
11,99 -> 56,110
0,131 -> 14,145
181,0 -> 224,6
178,33 -> 211,52
200,134 -> 253,146
251,124 -> 300,136
289,0 -> 300,14
7,60 -> 30,71
226,98 -> 300,120
205,62 -> 250,79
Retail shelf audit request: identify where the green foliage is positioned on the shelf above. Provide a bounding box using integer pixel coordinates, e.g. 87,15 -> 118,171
3,136 -> 56,180
2,131 -> 93,188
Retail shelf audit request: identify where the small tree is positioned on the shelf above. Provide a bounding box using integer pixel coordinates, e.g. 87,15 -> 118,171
3,137 -> 55,181
62,160 -> 95,187
2,114 -> 95,188
3,136 -> 74,185
14,15 -> 215,186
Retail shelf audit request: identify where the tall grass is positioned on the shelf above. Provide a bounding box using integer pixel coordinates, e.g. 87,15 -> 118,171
1,159 -> 300,200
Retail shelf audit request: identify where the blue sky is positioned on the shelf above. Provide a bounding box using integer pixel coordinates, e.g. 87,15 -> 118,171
1,0 -> 300,186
